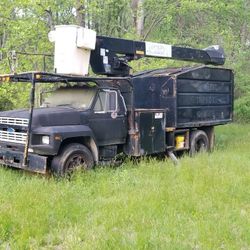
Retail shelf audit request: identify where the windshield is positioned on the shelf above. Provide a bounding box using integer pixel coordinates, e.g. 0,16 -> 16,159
41,87 -> 97,109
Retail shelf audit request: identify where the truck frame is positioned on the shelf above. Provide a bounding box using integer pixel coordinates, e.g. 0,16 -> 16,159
0,35 -> 234,175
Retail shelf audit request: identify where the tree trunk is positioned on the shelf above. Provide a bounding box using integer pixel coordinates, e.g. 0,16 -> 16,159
45,8 -> 54,30
131,0 -> 144,38
136,0 -> 144,37
131,0 -> 139,28
75,0 -> 86,27
240,1 -> 250,47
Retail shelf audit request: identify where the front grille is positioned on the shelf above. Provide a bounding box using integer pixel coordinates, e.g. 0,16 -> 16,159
0,117 -> 29,127
0,130 -> 27,144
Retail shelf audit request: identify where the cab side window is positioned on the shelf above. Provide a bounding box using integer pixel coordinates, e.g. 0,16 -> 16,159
94,90 -> 117,112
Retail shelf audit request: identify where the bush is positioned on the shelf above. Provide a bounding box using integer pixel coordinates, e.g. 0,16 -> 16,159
234,95 -> 250,122
0,96 -> 13,111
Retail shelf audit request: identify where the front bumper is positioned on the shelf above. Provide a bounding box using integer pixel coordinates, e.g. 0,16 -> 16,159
0,148 -> 47,174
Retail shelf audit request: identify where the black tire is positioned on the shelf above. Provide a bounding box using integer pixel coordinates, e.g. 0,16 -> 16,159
51,143 -> 94,176
189,130 -> 209,156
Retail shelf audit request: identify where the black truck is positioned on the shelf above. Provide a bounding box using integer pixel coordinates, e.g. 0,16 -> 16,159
0,35 -> 233,175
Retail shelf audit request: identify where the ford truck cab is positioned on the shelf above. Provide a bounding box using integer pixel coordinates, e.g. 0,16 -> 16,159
0,78 -> 128,175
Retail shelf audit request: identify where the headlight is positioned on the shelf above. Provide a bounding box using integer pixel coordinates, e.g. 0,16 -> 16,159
42,135 -> 50,145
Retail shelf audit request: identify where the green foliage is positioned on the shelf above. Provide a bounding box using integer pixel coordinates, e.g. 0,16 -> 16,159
0,124 -> 249,249
234,95 -> 250,122
87,0 -> 132,37
0,83 -> 30,110
0,0 -> 250,118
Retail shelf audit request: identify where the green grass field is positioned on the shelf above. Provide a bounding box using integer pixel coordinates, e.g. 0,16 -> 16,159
0,124 -> 249,249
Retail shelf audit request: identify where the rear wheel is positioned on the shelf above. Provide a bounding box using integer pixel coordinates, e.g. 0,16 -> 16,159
51,143 -> 94,176
189,130 -> 209,156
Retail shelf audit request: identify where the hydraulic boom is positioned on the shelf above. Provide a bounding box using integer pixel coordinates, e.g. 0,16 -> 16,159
90,36 -> 225,76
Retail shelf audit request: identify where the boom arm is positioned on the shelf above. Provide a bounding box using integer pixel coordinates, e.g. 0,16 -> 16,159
90,36 -> 225,76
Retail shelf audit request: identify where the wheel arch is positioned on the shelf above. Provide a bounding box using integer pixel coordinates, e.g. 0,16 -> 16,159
59,136 -> 98,163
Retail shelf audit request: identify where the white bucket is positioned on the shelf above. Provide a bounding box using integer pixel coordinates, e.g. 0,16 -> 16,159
49,25 -> 96,76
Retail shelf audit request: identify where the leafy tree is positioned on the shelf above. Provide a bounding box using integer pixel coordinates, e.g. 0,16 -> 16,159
0,0 -> 249,120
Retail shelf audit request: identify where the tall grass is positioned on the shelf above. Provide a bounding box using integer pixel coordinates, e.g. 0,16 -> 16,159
0,123 -> 249,249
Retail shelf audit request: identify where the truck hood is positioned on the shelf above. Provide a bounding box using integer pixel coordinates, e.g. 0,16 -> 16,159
0,107 -> 82,127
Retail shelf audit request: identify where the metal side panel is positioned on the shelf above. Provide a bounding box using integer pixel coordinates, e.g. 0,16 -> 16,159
139,112 -> 153,154
132,75 -> 176,128
152,112 -> 166,152
176,67 -> 233,127
138,110 -> 166,155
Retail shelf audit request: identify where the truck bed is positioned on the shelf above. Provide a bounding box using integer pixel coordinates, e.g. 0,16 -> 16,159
132,66 -> 233,128
176,66 -> 233,127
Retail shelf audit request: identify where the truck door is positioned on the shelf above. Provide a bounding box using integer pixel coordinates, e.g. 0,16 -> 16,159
89,89 -> 127,146
139,111 -> 166,154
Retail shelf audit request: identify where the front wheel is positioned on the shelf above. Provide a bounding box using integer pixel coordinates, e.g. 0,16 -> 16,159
51,143 -> 94,176
189,130 -> 209,156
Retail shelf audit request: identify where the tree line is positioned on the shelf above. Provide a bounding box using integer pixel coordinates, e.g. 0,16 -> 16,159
0,0 -> 249,120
